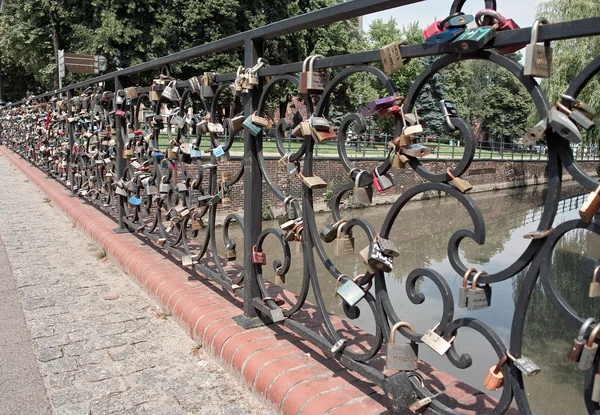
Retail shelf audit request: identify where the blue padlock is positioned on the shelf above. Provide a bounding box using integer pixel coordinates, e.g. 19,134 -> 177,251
190,149 -> 202,158
242,115 -> 262,136
212,145 -> 225,158
129,196 -> 142,206
426,27 -> 465,45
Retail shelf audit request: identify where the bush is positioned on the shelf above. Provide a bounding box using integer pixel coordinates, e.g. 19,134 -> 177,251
262,201 -> 275,220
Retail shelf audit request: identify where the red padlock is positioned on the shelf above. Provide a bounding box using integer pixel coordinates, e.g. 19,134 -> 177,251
252,245 -> 266,265
373,173 -> 383,191
423,20 -> 443,40
376,105 -> 401,119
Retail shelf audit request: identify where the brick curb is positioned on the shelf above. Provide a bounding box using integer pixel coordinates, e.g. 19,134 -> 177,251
1,148 -> 397,414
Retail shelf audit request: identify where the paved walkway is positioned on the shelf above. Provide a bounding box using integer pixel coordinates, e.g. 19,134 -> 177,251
0,153 -> 275,414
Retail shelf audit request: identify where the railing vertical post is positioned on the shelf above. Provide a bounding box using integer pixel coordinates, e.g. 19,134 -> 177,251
114,76 -> 128,233
66,89 -> 76,196
234,37 -> 264,328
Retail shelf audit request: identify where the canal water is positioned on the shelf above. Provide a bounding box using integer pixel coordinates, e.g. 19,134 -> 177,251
219,181 -> 598,414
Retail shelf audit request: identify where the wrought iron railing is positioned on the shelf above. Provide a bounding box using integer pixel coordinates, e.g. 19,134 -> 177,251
2,0 -> 600,413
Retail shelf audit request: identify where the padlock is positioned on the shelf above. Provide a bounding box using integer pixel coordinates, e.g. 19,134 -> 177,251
556,101 -> 595,131
300,55 -> 328,95
524,18 -> 552,78
373,166 -> 394,191
484,355 -> 508,391
277,153 -> 291,172
523,228 -> 553,239
467,271 -> 492,311
283,196 -> 297,221
458,268 -> 477,308
522,119 -> 548,146
376,234 -> 399,257
450,26 -> 496,54
242,115 -> 262,136
162,80 -> 181,102
125,86 -> 138,100
336,277 -> 366,307
298,172 -> 327,189
367,242 -> 393,273
392,152 -> 409,169
401,144 -> 429,158
507,350 -> 541,376
128,196 -> 142,207
547,108 -> 582,143
181,255 -> 196,268
212,145 -> 225,159
207,122 -> 224,134
353,171 -> 373,205
251,245 -> 266,265
579,323 -> 600,370
447,168 -> 473,193
226,243 -> 237,261
360,95 -> 403,118
579,185 -> 600,224
561,94 -> 596,118
400,107 -> 424,136
569,318 -> 597,363
320,220 -> 344,243
379,42 -> 406,75
423,19 -> 444,40
334,225 -> 355,256
231,115 -> 245,131
386,322 -> 419,371
114,186 -> 128,197
292,121 -> 312,138
426,27 -> 465,44
421,323 -> 455,356
589,266 -> 600,298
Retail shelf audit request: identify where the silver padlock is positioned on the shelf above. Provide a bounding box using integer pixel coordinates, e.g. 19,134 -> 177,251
507,350 -> 541,376
467,271 -> 492,311
458,268 -> 477,309
353,171 -> 372,205
336,276 -> 366,307
421,324 -> 455,356
386,321 -> 418,371
522,119 -> 547,146
578,324 -> 600,371
523,17 -> 552,78
547,108 -> 582,143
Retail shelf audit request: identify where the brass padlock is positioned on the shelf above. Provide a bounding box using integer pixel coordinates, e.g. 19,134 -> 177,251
379,42 -> 405,75
590,266 -> 600,298
447,168 -> 473,193
580,185 -> 600,224
421,324 -> 455,356
579,324 -> 600,370
298,172 -> 327,189
292,121 -> 312,138
484,355 -> 508,391
226,243 -> 237,261
401,106 -> 423,136
386,321 -> 418,371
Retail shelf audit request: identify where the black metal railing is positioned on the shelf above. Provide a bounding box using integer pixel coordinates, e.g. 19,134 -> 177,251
2,0 -> 600,413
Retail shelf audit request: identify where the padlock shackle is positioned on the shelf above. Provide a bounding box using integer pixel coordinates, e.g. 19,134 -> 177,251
471,271 -> 488,289
355,170 -> 366,186
353,273 -> 372,293
447,168 -> 458,181
492,355 -> 508,374
308,54 -> 324,73
577,317 -> 597,340
586,324 -> 600,347
336,221 -> 347,239
462,267 -> 477,288
594,266 -> 600,284
531,17 -> 549,44
334,274 -> 347,297
437,12 -> 465,30
390,321 -> 416,343
555,101 -> 572,115
475,9 -> 507,27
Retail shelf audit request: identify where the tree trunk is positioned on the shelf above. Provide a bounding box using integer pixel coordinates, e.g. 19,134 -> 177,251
51,17 -> 60,89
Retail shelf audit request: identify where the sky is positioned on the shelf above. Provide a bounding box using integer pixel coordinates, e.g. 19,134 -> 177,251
362,0 -> 547,32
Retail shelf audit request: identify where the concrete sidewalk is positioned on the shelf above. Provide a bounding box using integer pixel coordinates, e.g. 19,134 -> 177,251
0,153 -> 274,415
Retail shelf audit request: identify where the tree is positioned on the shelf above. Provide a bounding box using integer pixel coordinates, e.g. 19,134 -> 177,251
533,0 -> 600,144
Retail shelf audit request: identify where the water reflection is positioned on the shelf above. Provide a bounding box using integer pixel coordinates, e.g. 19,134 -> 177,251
219,182 -> 597,414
